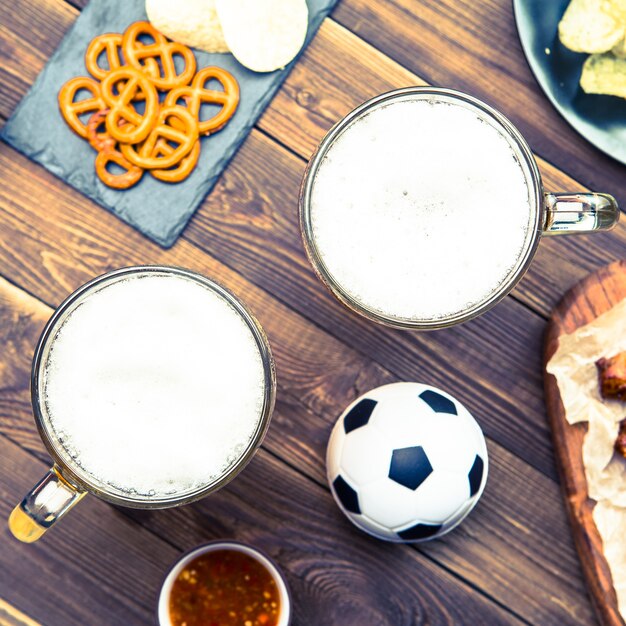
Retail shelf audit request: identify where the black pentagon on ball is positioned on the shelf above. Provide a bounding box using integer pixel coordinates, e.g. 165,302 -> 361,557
468,454 -> 484,497
397,522 -> 442,541
333,475 -> 361,514
343,398 -> 377,434
388,446 -> 433,490
419,389 -> 457,415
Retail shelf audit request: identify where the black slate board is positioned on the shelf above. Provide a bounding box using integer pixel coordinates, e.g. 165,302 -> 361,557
1,0 -> 336,247
514,0 -> 626,166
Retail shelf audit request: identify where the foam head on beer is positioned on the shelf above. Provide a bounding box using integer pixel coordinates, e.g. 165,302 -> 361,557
309,95 -> 534,322
41,272 -> 267,498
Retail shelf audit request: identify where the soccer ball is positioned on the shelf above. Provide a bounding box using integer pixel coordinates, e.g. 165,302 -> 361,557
327,382 -> 488,542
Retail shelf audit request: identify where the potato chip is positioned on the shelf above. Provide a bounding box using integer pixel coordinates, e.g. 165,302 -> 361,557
215,0 -> 308,73
559,0 -> 624,53
607,0 -> 626,22
581,52 -> 626,97
613,37 -> 626,58
146,0 -> 229,54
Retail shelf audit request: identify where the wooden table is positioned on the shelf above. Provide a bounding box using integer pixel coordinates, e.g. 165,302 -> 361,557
0,1 -> 624,624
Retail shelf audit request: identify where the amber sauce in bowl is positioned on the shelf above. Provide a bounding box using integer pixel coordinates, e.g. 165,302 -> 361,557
157,541 -> 291,626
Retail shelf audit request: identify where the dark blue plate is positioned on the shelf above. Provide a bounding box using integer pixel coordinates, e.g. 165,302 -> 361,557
514,0 -> 626,164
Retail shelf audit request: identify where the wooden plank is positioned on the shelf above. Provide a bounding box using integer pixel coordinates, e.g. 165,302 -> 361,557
330,0 -> 626,214
0,285 -> 528,626
0,149 -> 597,625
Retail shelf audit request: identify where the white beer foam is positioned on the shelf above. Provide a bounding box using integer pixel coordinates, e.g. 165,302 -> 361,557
310,98 -> 532,321
43,273 -> 266,497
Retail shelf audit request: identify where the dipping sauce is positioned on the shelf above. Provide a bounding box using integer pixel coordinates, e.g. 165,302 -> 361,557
169,549 -> 281,626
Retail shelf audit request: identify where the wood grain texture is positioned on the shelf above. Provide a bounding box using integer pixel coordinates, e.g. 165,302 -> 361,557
544,261 -> 626,626
0,142 -> 596,625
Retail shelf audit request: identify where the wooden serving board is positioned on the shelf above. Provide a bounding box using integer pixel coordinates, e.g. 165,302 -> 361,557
544,259 -> 626,626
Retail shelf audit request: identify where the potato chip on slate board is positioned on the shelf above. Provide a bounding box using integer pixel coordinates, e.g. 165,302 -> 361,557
0,0 -> 336,248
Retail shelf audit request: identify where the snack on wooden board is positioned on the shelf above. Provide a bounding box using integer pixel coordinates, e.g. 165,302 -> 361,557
558,0 -> 626,99
615,418 -> 626,457
58,21 -> 239,189
597,351 -> 626,400
547,298 -> 626,620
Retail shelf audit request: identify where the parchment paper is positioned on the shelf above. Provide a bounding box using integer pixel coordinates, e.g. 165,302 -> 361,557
547,297 -> 626,618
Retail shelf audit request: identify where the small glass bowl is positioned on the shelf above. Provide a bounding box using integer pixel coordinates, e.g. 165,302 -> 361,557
157,540 -> 292,626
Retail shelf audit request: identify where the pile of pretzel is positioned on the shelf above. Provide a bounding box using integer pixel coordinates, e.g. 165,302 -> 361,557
58,21 -> 239,189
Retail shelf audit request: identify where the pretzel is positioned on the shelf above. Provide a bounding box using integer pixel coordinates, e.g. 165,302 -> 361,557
120,105 -> 199,170
164,66 -> 239,135
151,139 -> 200,183
94,147 -> 144,189
86,109 -> 115,152
100,66 -> 159,144
58,76 -> 106,138
122,21 -> 196,90
85,33 -> 125,81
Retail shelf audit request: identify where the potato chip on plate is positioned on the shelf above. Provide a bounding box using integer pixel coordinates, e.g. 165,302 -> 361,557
215,0 -> 308,73
559,0 -> 624,53
581,52 -> 626,97
145,0 -> 229,53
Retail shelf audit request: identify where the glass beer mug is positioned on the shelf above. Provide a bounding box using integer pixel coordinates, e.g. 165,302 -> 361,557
9,266 -> 276,541
299,87 -> 620,330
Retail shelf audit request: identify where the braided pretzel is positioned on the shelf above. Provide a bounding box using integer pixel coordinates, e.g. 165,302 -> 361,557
164,66 -> 239,135
85,33 -> 125,81
120,105 -> 199,170
151,138 -> 200,183
86,109 -> 115,152
94,148 -> 144,190
58,76 -> 106,138
122,21 -> 196,90
100,66 -> 159,144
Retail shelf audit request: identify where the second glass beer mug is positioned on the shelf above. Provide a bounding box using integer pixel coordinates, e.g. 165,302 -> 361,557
299,87 -> 620,330
9,266 -> 276,542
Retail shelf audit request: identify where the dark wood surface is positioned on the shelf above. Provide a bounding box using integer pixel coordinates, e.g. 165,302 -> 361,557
545,261 -> 626,626
0,0 -> 624,624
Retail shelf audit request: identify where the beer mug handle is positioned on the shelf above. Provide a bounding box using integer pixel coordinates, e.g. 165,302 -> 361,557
9,465 -> 86,542
543,193 -> 619,235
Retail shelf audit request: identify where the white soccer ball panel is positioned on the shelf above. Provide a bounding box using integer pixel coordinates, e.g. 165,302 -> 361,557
409,470 -> 470,524
359,478 -> 421,529
350,513 -> 399,541
367,383 -> 435,446
340,424 -> 392,487
442,497 -> 478,532
417,413 -> 481,474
